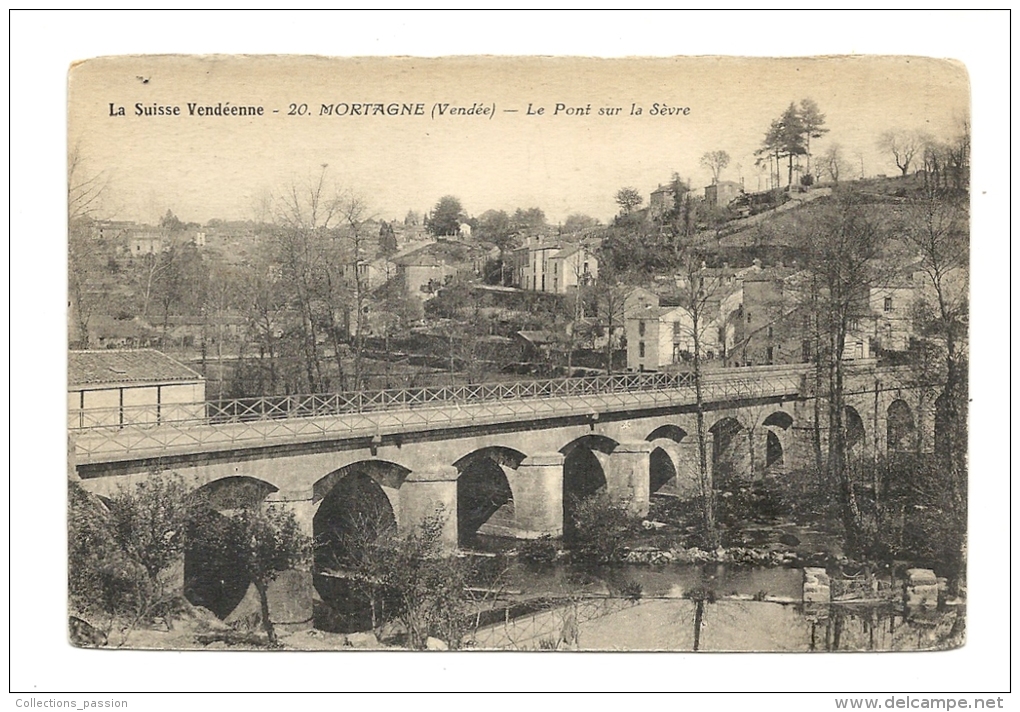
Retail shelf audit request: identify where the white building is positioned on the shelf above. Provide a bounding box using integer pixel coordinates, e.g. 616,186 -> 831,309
68,349 -> 206,428
517,240 -> 598,294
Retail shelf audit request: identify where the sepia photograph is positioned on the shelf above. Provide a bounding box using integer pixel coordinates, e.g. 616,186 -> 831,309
63,53 -> 972,655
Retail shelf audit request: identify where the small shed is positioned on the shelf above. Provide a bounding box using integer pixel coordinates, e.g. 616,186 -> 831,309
68,349 -> 206,428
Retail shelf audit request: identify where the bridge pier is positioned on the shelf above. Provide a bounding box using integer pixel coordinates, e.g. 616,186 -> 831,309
674,438 -> 706,498
607,441 -> 655,517
399,466 -> 459,552
508,452 -> 564,538
264,488 -> 315,634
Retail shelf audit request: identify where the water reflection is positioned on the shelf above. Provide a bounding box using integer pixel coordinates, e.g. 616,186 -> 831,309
463,556 -> 964,651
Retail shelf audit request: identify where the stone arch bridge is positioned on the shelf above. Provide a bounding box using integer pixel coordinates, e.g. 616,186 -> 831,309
69,364 -> 928,630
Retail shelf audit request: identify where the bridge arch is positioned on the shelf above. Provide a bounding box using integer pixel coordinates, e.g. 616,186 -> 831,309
710,416 -> 747,485
762,411 -> 794,471
649,446 -> 677,495
312,461 -> 402,631
184,475 -> 279,620
560,434 -> 617,539
887,399 -> 916,453
844,406 -> 866,460
646,424 -> 688,443
453,446 -> 525,545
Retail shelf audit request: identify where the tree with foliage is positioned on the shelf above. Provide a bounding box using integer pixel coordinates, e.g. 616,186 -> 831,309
510,206 -> 547,234
378,221 -> 398,257
699,150 -> 731,184
68,475 -> 192,645
219,503 -> 310,645
475,209 -> 512,243
425,195 -> 466,237
798,98 -> 829,177
758,103 -> 808,188
615,187 -> 643,215
404,209 -> 420,227
562,213 -> 599,235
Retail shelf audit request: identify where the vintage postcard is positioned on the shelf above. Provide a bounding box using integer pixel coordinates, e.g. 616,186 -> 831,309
67,55 -> 969,651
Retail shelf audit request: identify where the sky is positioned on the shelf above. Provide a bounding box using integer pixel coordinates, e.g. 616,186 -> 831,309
69,54 -> 969,226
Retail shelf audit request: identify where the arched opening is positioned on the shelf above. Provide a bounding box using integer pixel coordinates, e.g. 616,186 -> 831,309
646,424 -> 688,443
844,406 -> 866,460
887,400 -> 916,453
312,461 -> 402,633
649,447 -> 677,494
763,411 -> 794,431
762,412 -> 792,473
561,435 -> 616,540
766,430 -> 784,469
710,417 -> 746,486
454,448 -> 522,546
184,476 -> 279,620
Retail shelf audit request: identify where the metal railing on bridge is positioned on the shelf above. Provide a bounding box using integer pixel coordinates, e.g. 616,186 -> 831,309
68,366 -> 812,464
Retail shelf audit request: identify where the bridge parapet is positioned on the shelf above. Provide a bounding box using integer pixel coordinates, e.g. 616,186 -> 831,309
70,367 -> 815,465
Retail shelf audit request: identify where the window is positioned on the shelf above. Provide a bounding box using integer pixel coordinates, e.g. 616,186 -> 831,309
767,325 -> 774,338
884,296 -> 893,312
802,340 -> 812,362
638,320 -> 646,337
639,341 -> 645,358
673,321 -> 681,337
766,346 -> 774,363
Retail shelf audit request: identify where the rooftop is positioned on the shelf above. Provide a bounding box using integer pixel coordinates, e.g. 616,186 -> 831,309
69,349 -> 204,388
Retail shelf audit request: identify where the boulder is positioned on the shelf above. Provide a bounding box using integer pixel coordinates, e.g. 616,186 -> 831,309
906,568 -> 938,586
906,584 -> 939,608
803,567 -> 831,603
426,637 -> 449,650
69,616 -> 108,648
346,631 -> 382,649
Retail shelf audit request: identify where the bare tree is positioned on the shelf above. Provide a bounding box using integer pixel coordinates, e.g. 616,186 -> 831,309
820,143 -> 851,184
878,129 -> 925,177
584,261 -> 626,374
339,195 -> 374,391
902,182 -> 968,592
67,142 -> 109,348
267,166 -> 351,392
791,189 -> 892,554
660,188 -> 729,547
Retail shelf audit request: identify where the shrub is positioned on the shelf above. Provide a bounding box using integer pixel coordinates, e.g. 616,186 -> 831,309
518,536 -> 559,567
569,491 -> 635,564
356,510 -> 473,650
